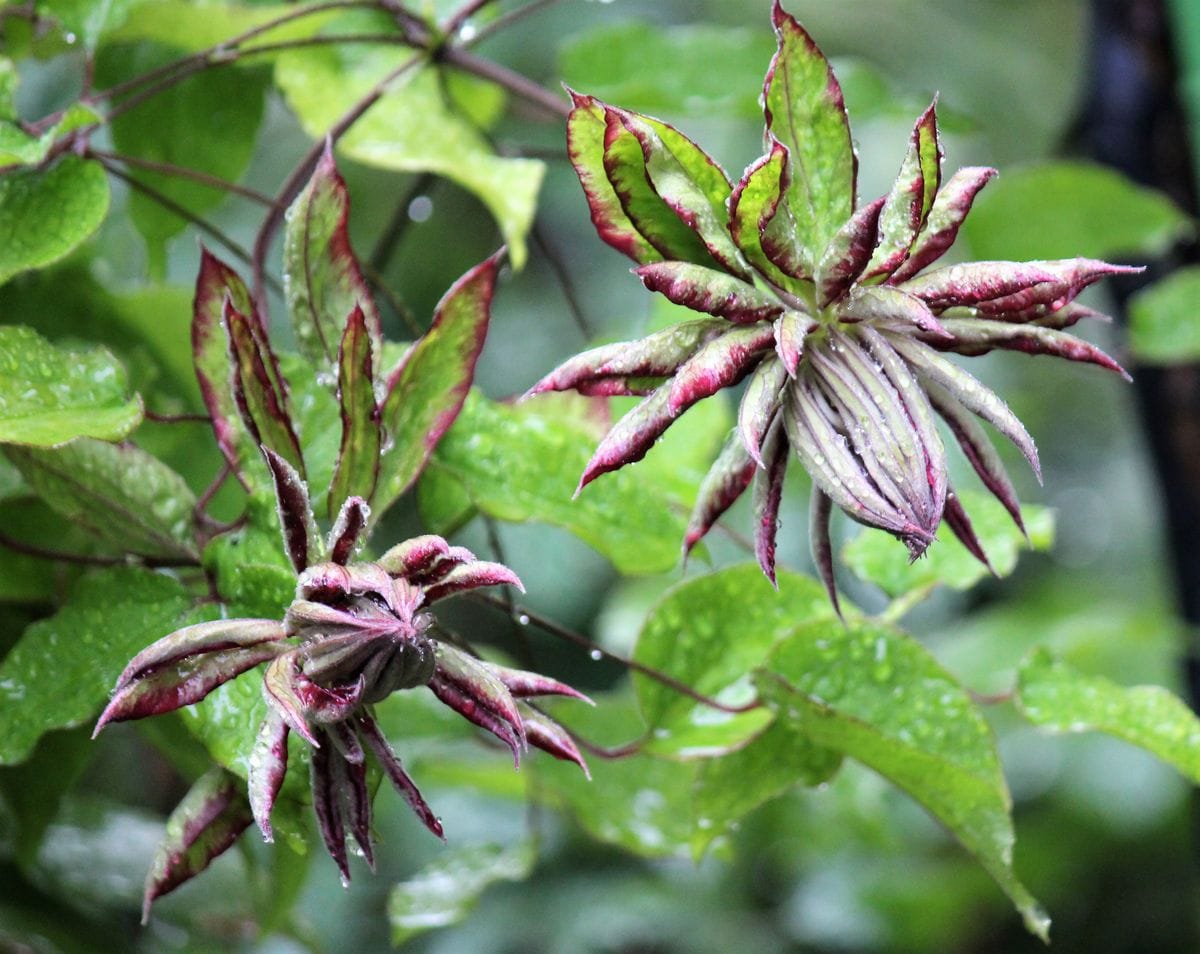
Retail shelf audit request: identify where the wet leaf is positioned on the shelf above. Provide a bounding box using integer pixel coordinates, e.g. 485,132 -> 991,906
375,254 -> 498,516
424,391 -> 712,575
282,146 -> 382,376
842,490 -> 1054,599
275,48 -> 543,268
0,325 -> 142,446
757,619 -> 1048,940
0,156 -> 109,287
203,502 -> 296,619
388,841 -> 536,945
0,568 -> 193,765
328,306 -> 381,517
1017,648 -> 1200,783
5,438 -> 198,559
634,565 -> 836,759
962,161 -> 1191,261
1128,267 -> 1200,365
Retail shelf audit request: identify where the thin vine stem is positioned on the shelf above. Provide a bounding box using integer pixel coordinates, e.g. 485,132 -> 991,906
0,531 -> 199,569
89,150 -> 277,207
144,410 -> 213,424
532,222 -> 593,340
469,592 -> 761,715
464,0 -> 563,49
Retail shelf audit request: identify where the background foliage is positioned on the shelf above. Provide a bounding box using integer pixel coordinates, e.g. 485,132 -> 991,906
1,0 -> 1199,951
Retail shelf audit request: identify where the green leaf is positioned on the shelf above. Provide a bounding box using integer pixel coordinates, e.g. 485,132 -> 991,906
282,146 -> 382,376
203,501 -> 295,619
1128,266 -> 1200,364
37,0 -> 132,47
0,499 -> 84,603
375,255 -> 498,517
283,354 -> 341,517
1017,648 -> 1200,784
559,22 -> 774,120
95,45 -> 268,274
962,161 -> 1193,261
388,841 -> 535,945
762,5 -> 856,265
275,47 -> 544,268
0,325 -> 143,446
423,391 -> 707,575
327,306 -> 381,517
536,694 -> 695,858
691,718 -> 840,857
109,0 -> 340,52
757,619 -> 1048,940
634,564 -> 836,759
0,567 -> 193,765
0,102 -> 102,167
841,490 -> 1055,599
0,727 -> 94,865
5,438 -> 199,560
0,156 -> 110,287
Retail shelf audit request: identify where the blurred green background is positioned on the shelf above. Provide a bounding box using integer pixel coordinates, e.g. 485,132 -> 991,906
2,0 -> 1199,951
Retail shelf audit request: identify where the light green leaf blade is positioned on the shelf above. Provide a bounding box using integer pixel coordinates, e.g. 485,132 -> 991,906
275,47 -> 543,268
0,568 -> 193,765
1128,266 -> 1200,365
388,842 -> 535,945
37,0 -> 132,47
962,161 -> 1192,261
1017,648 -> 1200,783
841,490 -> 1055,599
757,619 -> 1047,940
109,0 -> 340,51
0,325 -> 142,446
0,156 -> 110,287
634,564 -> 836,759
5,438 -> 199,560
691,717 -> 841,857
422,390 -> 720,575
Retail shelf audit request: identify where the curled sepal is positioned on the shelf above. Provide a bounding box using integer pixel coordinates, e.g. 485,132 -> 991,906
566,90 -> 661,264
377,534 -> 453,579
774,311 -> 809,377
942,490 -> 995,574
525,319 -> 726,396
428,643 -> 526,764
896,262 -> 1059,310
839,285 -> 951,339
248,709 -> 289,842
860,101 -> 941,283
886,332 -> 1041,482
809,487 -> 842,618
356,713 -> 444,839
337,728 -> 375,869
577,386 -> 677,492
931,318 -> 1130,379
517,703 -> 591,779
141,768 -> 253,923
487,664 -> 594,704
763,1 -> 856,262
924,380 -> 1025,534
95,620 -> 287,734
327,496 -> 370,565
282,142 -> 382,374
815,196 -> 885,307
728,140 -> 807,290
752,420 -> 788,585
422,561 -> 524,604
602,108 -> 715,265
888,166 -> 997,283
263,447 -> 322,574
263,653 -> 321,746
225,297 -> 306,478
667,324 -> 775,415
310,732 -> 351,885
634,262 -> 783,324
684,433 -> 756,558
738,357 -> 788,466
192,248 -> 257,487
328,304 -> 382,519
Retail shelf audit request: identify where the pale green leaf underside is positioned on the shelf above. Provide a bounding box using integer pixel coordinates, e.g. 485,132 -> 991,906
1017,648 -> 1200,784
275,47 -> 543,268
0,325 -> 142,446
1128,266 -> 1200,365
